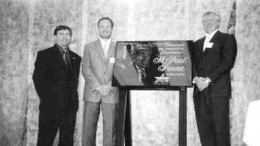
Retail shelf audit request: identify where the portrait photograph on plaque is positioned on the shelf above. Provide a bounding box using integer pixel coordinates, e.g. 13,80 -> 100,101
112,40 -> 193,87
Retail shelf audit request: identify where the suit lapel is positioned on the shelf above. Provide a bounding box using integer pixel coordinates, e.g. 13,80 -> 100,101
199,37 -> 205,56
209,31 -> 220,44
95,40 -> 105,61
53,44 -> 66,67
68,50 -> 76,71
203,31 -> 220,53
106,41 -> 115,60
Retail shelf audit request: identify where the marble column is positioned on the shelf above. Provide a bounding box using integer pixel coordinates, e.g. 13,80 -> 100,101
231,0 -> 260,145
0,0 -> 29,145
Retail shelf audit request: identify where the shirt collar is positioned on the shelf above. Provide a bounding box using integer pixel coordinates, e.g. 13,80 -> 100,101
56,44 -> 69,53
205,29 -> 218,40
135,64 -> 145,70
99,38 -> 111,45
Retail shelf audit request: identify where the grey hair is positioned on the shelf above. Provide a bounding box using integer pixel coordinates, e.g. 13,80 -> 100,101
203,11 -> 221,22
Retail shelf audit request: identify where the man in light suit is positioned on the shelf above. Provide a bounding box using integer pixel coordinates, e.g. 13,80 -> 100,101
192,11 -> 237,146
82,17 -> 119,146
33,25 -> 81,146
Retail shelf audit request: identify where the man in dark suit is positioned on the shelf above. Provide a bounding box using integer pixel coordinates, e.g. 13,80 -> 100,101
33,25 -> 81,146
192,11 -> 237,146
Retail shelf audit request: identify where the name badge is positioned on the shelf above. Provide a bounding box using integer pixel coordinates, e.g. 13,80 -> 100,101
205,42 -> 214,48
109,57 -> 115,63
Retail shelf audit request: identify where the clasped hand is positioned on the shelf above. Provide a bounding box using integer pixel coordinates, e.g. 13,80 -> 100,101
96,84 -> 113,96
193,77 -> 211,91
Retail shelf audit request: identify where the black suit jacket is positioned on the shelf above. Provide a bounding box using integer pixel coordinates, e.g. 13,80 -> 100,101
33,44 -> 81,114
193,31 -> 237,97
142,63 -> 164,85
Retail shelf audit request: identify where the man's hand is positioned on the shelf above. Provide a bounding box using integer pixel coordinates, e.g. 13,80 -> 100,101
193,77 -> 211,91
95,84 -> 113,96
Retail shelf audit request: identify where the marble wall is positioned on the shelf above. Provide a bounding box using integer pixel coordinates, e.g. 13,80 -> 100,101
0,0 -> 29,145
0,0 -> 260,145
230,0 -> 260,145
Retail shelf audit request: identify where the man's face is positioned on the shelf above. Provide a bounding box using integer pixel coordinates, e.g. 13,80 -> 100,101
202,14 -> 220,34
98,19 -> 113,39
56,29 -> 71,48
134,48 -> 151,68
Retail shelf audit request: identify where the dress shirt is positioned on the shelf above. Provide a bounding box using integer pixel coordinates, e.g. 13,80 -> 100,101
99,38 -> 111,58
203,29 -> 218,51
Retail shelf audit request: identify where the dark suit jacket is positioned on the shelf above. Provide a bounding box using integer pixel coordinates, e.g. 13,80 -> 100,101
193,31 -> 237,97
33,44 -> 81,114
143,62 -> 164,85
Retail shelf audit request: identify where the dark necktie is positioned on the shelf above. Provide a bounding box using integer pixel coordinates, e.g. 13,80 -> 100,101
139,68 -> 146,80
62,50 -> 71,69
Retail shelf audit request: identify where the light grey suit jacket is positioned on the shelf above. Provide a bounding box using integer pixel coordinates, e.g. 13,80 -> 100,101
114,62 -> 144,86
82,40 -> 119,103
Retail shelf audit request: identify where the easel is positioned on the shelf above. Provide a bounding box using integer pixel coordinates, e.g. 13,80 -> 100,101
116,87 -> 187,146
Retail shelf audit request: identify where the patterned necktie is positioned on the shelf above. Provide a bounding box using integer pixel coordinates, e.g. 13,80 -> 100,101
139,67 -> 146,81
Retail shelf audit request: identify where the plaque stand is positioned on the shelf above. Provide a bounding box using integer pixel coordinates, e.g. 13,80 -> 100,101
116,87 -> 187,146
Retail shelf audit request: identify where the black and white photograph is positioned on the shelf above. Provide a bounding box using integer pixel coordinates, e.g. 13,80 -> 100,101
0,0 -> 260,146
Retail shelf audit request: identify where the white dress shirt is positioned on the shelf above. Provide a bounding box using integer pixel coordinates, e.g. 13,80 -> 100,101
203,29 -> 218,51
100,38 -> 111,58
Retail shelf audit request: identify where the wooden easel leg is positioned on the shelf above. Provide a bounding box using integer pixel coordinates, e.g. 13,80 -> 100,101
179,87 -> 187,146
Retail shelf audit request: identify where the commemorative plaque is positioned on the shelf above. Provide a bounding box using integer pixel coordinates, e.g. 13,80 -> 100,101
112,40 -> 192,87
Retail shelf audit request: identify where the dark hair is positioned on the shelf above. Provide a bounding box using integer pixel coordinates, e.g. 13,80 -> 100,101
98,17 -> 114,28
54,25 -> 72,36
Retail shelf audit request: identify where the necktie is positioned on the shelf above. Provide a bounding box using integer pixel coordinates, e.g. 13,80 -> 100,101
139,68 -> 146,81
62,50 -> 70,69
